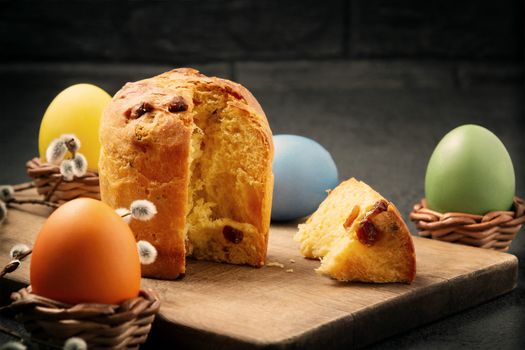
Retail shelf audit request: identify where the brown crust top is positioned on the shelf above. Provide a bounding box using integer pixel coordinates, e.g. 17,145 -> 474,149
102,68 -> 273,162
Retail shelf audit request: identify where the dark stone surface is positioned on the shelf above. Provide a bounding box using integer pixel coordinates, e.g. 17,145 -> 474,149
0,61 -> 523,348
0,1 -> 522,63
0,0 -> 344,63
349,0 -> 524,60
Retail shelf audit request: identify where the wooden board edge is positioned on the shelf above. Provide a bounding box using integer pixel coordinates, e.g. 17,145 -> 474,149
149,314 -> 268,350
352,255 -> 518,348
1,256 -> 517,349
447,254 -> 518,310
149,311 -> 355,350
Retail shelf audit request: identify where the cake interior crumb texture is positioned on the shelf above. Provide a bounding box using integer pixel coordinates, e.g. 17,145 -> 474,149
185,86 -> 269,266
295,178 -> 416,283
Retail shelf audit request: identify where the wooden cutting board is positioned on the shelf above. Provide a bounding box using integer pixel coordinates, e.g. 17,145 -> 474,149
0,194 -> 518,349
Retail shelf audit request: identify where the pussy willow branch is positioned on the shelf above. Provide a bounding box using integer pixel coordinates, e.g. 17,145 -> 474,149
0,260 -> 21,279
3,181 -> 58,209
44,177 -> 62,202
65,138 -> 76,153
13,249 -> 32,261
12,181 -> 35,192
7,198 -> 58,209
42,138 -> 77,203
65,138 -> 77,160
0,250 -> 32,279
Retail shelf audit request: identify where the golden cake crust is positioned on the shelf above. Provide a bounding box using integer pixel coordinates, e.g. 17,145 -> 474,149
99,68 -> 273,279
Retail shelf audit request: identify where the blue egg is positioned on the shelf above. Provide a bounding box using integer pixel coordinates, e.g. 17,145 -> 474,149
272,135 -> 339,221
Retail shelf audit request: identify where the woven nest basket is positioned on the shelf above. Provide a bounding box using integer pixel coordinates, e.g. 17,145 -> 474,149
9,287 -> 160,350
26,157 -> 100,205
410,196 -> 525,251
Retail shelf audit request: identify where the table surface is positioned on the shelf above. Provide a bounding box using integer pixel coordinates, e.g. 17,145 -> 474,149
0,61 -> 523,349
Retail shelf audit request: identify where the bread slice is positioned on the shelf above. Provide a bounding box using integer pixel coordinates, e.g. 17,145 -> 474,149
99,68 -> 274,279
294,178 -> 416,283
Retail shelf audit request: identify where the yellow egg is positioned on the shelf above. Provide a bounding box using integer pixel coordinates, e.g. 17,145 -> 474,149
38,84 -> 112,171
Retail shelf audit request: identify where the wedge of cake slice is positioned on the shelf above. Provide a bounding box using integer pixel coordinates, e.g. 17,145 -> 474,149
294,178 -> 416,283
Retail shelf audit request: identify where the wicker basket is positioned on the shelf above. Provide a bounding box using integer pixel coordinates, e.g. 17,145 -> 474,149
410,197 -> 525,251
26,157 -> 100,205
9,286 -> 160,350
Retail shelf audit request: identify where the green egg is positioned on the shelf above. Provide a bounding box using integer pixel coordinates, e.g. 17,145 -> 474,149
425,124 -> 515,215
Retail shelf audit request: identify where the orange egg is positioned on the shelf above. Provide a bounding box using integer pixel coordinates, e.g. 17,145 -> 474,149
30,198 -> 141,305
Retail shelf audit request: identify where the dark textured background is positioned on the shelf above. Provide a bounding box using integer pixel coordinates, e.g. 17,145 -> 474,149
0,0 -> 523,63
0,0 -> 524,349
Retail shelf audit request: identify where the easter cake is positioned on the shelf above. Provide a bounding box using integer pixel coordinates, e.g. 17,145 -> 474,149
99,68 -> 274,279
295,178 -> 416,283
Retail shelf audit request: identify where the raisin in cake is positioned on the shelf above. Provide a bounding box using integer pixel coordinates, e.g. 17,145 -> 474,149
294,178 -> 416,283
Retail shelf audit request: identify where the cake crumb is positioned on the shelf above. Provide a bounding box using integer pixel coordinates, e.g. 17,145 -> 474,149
266,262 -> 284,268
289,259 -> 295,263
286,269 -> 294,273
